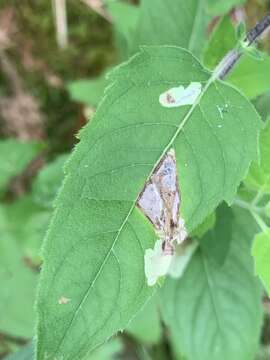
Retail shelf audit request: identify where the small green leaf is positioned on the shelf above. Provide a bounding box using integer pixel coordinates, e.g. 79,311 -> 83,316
242,46 -> 264,61
245,119 -> 270,193
36,46 -> 262,360
204,16 -> 236,71
67,76 -> 108,108
0,234 -> 37,338
4,342 -> 34,360
206,0 -> 247,16
132,0 -> 210,58
235,21 -> 246,41
252,229 -> 270,295
254,91 -> 270,121
0,197 -> 50,261
0,139 -> 43,196
106,1 -> 139,59
161,207 -> 263,360
32,154 -> 69,208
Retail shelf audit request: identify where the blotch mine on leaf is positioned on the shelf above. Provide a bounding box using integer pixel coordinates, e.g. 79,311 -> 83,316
137,149 -> 189,286
159,82 -> 202,108
58,296 -> 71,305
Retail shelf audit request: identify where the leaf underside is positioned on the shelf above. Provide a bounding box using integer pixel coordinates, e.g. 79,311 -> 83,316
36,46 -> 262,360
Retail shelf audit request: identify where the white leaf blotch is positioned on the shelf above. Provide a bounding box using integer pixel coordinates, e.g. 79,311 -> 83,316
159,82 -> 202,108
58,296 -> 71,305
144,239 -> 173,286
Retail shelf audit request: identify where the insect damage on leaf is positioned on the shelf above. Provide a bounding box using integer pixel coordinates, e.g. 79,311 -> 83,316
58,296 -> 71,305
137,149 -> 191,286
159,82 -> 202,108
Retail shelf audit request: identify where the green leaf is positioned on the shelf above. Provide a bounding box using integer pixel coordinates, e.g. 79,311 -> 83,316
0,196 -> 50,338
36,46 -> 262,360
245,119 -> 270,193
206,0 -> 247,16
227,55 -> 270,99
32,154 -> 69,208
127,293 -> 161,345
190,211 -> 216,238
67,75 -> 108,108
161,206 -> 263,360
200,202 -> 233,265
4,343 -> 34,360
132,0 -> 210,58
203,16 -> 270,99
0,234 -> 37,338
0,139 -> 42,196
252,229 -> 270,295
204,16 -> 236,70
0,196 -> 50,261
235,21 -> 246,41
106,1 -> 139,59
4,339 -> 123,360
254,91 -> 270,121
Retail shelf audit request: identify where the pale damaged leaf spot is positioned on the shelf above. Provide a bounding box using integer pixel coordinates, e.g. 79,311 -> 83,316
159,82 -> 202,108
137,149 -> 192,286
58,296 -> 71,305
144,240 -> 173,286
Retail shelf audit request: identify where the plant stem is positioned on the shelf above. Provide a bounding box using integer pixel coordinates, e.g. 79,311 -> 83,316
251,211 -> 269,233
234,198 -> 265,215
234,198 -> 269,232
214,12 -> 270,79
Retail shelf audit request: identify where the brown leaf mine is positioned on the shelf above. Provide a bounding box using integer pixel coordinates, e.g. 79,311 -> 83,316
137,149 -> 189,285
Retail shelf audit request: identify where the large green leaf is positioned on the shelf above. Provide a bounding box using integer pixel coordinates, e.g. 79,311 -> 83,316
132,0 -> 210,58
252,229 -> 270,295
0,139 -> 42,196
203,16 -> 270,99
161,206 -> 263,360
36,46 -> 262,359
